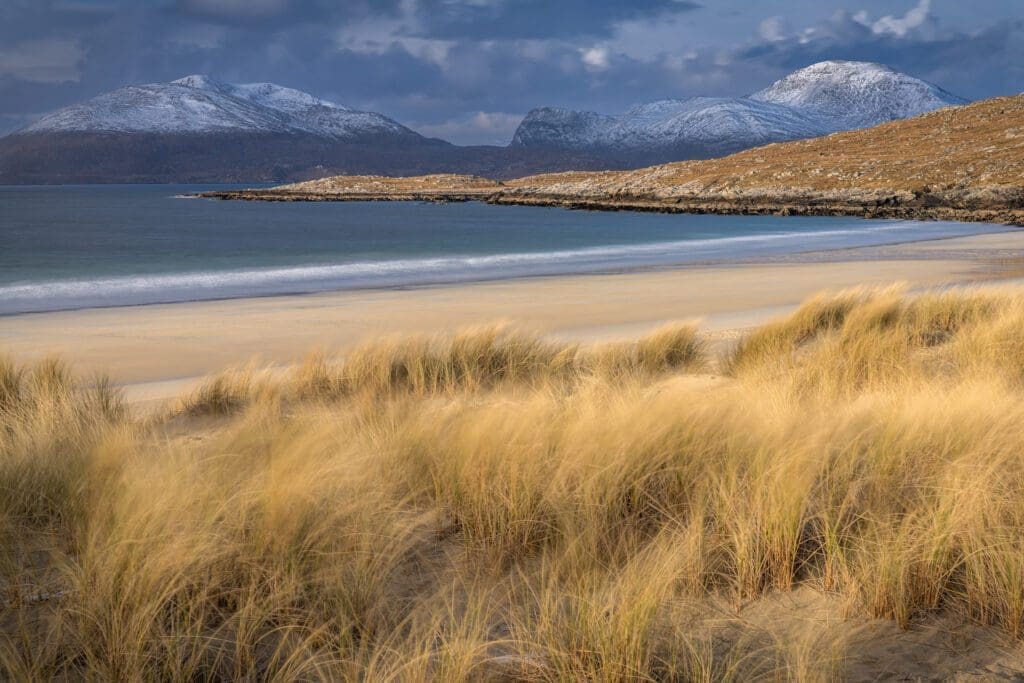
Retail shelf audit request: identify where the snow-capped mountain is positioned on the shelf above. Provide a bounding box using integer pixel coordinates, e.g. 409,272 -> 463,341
509,108 -> 618,148
0,75 -> 616,183
609,98 -> 829,153
19,75 -> 420,141
750,61 -> 967,130
514,98 -> 827,154
511,61 -> 967,162
0,61 -> 969,183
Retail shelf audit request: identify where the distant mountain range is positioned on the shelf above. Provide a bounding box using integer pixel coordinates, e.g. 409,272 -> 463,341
511,61 -> 966,164
0,61 -> 967,184
0,74 -> 605,184
20,75 -> 423,141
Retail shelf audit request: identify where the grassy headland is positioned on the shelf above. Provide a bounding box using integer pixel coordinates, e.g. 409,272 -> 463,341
6,287 -> 1024,678
202,94 -> 1024,226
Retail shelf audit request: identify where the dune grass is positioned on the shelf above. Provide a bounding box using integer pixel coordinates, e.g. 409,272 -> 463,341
5,289 -> 1024,679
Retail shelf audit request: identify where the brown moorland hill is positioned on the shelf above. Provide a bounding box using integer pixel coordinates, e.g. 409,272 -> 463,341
204,95 -> 1024,224
504,94 -> 1024,207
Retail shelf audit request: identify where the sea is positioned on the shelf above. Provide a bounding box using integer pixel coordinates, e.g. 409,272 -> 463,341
0,184 -> 1009,316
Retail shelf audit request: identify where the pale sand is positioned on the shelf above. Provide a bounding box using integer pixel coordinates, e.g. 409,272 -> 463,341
1,229 -> 1021,405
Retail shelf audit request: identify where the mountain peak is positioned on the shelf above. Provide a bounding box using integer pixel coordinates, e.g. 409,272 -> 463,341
170,74 -> 229,91
510,60 -> 966,164
18,76 -> 413,140
751,60 -> 966,129
788,60 -> 894,75
510,108 -> 616,148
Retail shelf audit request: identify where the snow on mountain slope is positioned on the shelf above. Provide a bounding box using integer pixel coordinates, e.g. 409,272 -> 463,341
510,108 -> 617,148
511,97 -> 828,156
605,97 -> 829,150
19,75 -> 418,140
21,83 -> 292,135
511,61 -> 967,160
173,76 -> 350,115
750,60 -> 966,130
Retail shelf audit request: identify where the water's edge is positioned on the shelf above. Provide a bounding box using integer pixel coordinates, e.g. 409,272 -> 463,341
2,222 -> 1014,317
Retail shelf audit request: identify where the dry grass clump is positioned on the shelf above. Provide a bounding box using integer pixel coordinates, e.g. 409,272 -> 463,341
0,356 -> 124,531
725,285 -> 1014,395
186,322 -> 705,413
10,288 -> 1024,679
230,324 -> 582,407
334,324 -> 574,396
584,322 -> 705,380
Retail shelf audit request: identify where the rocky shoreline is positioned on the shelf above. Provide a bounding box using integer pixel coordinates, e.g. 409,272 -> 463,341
197,189 -> 496,203
197,188 -> 1024,226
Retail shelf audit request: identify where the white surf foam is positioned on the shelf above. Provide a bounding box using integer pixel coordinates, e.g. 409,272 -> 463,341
0,220 -> 1008,315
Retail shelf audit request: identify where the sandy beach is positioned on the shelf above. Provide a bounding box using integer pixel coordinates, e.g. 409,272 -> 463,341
2,228 -> 1021,406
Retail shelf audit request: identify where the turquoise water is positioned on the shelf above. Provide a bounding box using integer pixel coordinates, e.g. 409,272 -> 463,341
0,184 -> 1008,315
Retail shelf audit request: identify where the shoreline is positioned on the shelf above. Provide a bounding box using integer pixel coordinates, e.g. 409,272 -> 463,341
198,188 -> 1024,227
5,229 -> 1024,407
3,221 -> 1017,319
4,213 -> 1013,318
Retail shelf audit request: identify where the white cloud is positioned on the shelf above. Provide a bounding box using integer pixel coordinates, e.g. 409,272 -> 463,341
338,23 -> 454,67
335,1 -> 454,69
0,38 -> 83,83
413,110 -> 523,145
516,39 -> 554,62
860,0 -> 932,37
168,23 -> 228,49
441,0 -> 501,6
580,46 -> 610,70
662,49 -> 697,72
600,9 -> 703,63
758,16 -> 788,42
468,110 -> 522,131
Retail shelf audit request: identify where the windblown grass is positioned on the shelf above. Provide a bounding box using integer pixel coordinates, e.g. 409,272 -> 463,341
6,288 -> 1024,679
0,356 -> 124,531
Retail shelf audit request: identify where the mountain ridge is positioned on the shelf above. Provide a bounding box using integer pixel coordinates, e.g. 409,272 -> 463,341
510,60 -> 967,164
19,74 -> 422,142
0,61 -> 971,183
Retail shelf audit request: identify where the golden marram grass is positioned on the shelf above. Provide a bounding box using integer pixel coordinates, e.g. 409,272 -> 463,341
5,287 -> 1024,679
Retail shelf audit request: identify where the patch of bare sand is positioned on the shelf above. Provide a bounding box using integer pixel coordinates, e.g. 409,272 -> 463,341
724,587 -> 1024,680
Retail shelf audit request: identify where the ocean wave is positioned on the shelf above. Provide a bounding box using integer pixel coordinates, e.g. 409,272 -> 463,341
0,220 -> 1006,314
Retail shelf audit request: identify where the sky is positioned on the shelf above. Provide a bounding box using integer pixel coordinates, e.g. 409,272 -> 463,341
1,0 -> 1022,145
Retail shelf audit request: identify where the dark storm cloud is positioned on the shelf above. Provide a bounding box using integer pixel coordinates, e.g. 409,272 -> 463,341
0,0 -> 1021,144
412,0 -> 701,40
168,0 -> 700,39
176,0 -> 294,17
732,10 -> 1024,101
170,0 -> 403,27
